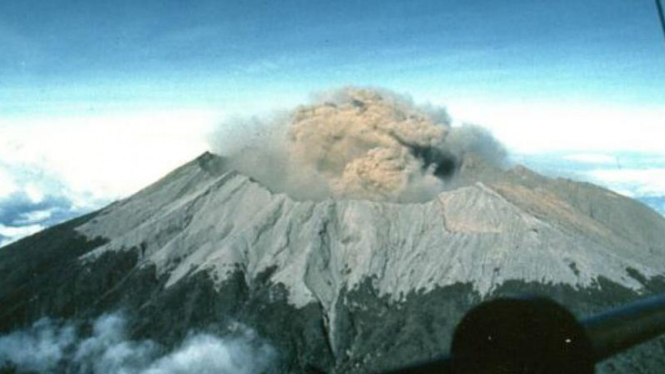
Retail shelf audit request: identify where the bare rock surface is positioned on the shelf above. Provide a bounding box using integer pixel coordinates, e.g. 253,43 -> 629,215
78,152 -> 665,309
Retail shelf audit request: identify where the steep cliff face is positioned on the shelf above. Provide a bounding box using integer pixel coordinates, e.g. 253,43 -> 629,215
2,152 -> 665,373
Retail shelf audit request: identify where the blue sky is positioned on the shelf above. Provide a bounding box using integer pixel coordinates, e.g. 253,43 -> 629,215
1,0 -> 665,245
3,0 -> 664,113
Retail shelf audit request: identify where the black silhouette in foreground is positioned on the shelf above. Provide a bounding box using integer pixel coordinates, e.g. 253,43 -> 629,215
376,294 -> 665,374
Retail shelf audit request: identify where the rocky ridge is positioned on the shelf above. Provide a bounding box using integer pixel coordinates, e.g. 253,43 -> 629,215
79,153 -> 665,306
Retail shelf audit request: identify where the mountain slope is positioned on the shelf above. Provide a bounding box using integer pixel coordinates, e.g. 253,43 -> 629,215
1,152 -> 665,373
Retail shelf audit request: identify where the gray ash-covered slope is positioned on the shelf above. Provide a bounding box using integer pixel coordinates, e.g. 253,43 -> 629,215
2,152 -> 665,373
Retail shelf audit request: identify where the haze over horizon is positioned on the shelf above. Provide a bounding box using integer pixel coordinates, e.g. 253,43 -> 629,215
1,0 -> 665,246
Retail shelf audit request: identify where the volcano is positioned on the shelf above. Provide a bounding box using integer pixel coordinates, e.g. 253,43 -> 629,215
1,151 -> 665,373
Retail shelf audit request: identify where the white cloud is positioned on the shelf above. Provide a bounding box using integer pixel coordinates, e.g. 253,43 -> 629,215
0,314 -> 276,374
0,108 -> 220,204
0,169 -> 17,199
0,223 -> 44,240
73,314 -> 158,374
24,183 -> 45,204
15,209 -> 54,224
0,108 -> 221,246
445,100 -> 665,155
563,153 -> 617,165
0,319 -> 77,373
144,333 -> 275,374
0,221 -> 47,248
587,168 -> 665,197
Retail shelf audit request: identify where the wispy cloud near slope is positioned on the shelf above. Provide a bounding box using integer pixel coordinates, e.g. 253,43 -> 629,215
0,314 -> 275,374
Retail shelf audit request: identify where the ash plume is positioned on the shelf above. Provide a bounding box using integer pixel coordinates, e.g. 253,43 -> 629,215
209,87 -> 506,202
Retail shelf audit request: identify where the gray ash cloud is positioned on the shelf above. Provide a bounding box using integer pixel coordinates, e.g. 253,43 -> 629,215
209,87 -> 507,202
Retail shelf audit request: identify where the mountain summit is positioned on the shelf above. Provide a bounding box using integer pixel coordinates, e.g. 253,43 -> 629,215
1,152 -> 665,373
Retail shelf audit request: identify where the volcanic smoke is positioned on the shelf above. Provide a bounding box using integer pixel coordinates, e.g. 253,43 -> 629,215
209,87 -> 506,202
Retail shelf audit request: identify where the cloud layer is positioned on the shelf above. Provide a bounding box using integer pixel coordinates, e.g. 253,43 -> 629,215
0,314 -> 275,374
0,166 -> 90,248
0,109 -> 217,248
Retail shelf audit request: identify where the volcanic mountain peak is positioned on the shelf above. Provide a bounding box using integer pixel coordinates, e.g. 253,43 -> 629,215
76,152 -> 665,311
3,151 -> 665,373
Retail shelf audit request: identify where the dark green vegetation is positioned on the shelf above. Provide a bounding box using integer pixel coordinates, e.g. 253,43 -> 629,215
0,212 -> 107,331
